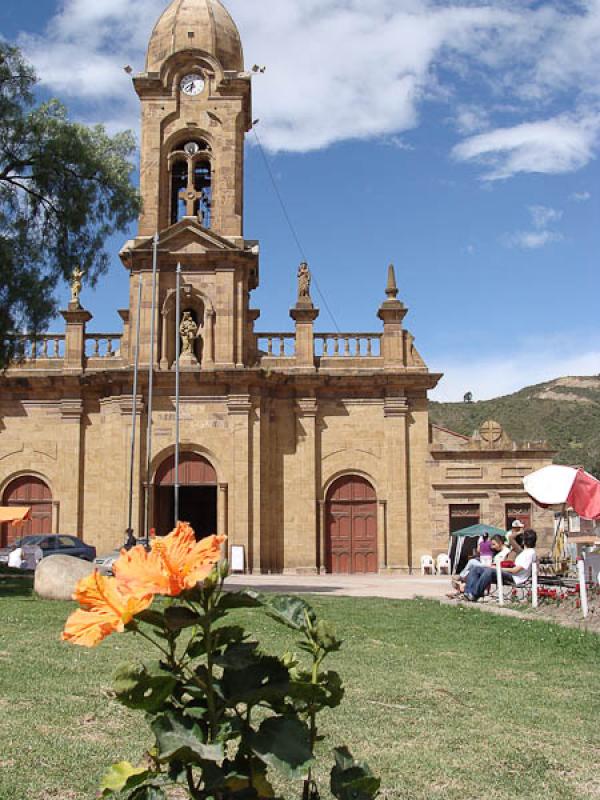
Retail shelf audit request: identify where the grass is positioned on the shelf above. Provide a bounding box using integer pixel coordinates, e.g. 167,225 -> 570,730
1,578 -> 600,800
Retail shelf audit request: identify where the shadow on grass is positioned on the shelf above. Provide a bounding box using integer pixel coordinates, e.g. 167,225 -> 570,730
0,568 -> 34,597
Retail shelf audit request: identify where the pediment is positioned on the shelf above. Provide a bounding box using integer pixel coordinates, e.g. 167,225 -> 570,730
124,220 -> 245,257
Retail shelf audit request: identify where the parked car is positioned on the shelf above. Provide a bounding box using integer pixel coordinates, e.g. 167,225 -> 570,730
94,549 -> 121,576
0,535 -> 96,565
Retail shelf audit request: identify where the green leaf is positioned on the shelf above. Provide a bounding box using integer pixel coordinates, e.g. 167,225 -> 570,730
135,610 -> 167,631
218,590 -> 263,611
114,663 -> 177,713
314,620 -> 343,654
331,747 -> 381,800
261,595 -> 317,632
151,710 -> 224,765
127,787 -> 167,800
289,670 -> 345,711
164,606 -> 201,632
214,641 -> 261,671
250,716 -> 313,779
222,653 -> 290,706
100,762 -> 148,796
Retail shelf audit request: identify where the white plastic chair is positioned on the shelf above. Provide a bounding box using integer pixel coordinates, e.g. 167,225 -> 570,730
436,553 -> 451,575
421,555 -> 435,575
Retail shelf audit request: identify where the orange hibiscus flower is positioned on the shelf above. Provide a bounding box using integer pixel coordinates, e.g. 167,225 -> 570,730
114,524 -> 226,598
62,571 -> 153,648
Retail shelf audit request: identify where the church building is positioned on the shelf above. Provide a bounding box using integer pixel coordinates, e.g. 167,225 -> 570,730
0,0 -> 556,573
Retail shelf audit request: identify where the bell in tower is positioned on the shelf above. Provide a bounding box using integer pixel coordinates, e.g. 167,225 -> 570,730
120,0 -> 259,371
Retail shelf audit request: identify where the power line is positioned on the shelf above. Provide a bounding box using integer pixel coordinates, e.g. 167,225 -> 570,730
252,126 -> 341,333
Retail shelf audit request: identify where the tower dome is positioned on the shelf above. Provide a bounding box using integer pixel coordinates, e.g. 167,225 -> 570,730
146,0 -> 244,73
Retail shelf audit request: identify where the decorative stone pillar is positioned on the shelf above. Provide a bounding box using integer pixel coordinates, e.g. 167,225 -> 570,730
377,265 -> 407,369
61,306 -> 92,373
384,394 -> 411,573
203,309 -> 215,369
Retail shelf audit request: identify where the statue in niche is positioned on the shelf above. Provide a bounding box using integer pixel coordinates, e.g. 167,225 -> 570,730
297,261 -> 312,302
70,266 -> 85,308
179,311 -> 201,365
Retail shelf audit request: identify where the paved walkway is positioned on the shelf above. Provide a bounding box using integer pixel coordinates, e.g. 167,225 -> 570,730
226,573 -> 450,600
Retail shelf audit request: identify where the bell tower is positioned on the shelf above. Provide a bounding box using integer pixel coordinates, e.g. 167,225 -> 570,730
135,0 -> 251,240
121,0 -> 260,370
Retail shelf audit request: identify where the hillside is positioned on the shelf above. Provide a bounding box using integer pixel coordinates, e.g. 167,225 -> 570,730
430,376 -> 600,478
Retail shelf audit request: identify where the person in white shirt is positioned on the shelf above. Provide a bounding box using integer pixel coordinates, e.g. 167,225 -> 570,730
450,535 -> 511,597
7,545 -> 24,570
464,530 -> 537,602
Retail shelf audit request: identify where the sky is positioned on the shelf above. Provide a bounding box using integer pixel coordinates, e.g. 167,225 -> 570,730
1,0 -> 599,401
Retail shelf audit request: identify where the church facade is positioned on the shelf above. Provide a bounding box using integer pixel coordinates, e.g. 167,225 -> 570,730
0,0 -> 555,573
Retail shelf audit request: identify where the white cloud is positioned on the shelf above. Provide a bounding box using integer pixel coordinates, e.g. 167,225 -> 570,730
529,205 -> 562,229
452,113 -> 600,179
431,348 -> 600,402
504,230 -> 563,250
570,191 -> 592,202
503,203 -> 564,249
12,0 -> 600,166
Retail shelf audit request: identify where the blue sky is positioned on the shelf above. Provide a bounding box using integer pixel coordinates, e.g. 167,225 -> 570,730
1,0 -> 599,400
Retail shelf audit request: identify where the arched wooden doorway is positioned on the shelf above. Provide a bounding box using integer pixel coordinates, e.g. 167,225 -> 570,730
1,476 -> 53,547
154,453 -> 217,538
325,476 -> 378,574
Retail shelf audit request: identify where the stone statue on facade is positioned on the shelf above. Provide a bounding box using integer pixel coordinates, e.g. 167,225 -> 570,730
179,311 -> 200,365
70,267 -> 84,308
297,261 -> 312,302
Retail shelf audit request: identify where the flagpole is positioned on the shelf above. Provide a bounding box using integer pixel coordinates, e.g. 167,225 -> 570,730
174,263 -> 182,526
143,232 -> 159,546
126,272 -> 143,545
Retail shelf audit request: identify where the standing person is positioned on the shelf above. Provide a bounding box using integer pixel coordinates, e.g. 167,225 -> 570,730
7,543 -> 24,570
464,529 -> 537,602
507,520 -> 525,560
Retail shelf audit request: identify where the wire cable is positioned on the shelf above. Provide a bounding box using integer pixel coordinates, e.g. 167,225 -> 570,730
252,126 -> 342,333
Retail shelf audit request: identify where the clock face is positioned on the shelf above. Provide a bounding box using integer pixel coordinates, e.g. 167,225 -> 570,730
180,73 -> 205,96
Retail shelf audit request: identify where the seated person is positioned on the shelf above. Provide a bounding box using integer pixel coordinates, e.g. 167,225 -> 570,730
463,529 -> 537,602
450,535 -> 510,596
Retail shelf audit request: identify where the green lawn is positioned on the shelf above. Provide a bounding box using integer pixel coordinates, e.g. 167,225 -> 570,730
1,574 -> 600,800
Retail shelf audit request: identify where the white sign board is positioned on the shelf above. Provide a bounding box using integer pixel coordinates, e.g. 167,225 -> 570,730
231,545 -> 245,574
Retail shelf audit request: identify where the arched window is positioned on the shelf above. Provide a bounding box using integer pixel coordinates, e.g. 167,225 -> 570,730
169,140 -> 212,227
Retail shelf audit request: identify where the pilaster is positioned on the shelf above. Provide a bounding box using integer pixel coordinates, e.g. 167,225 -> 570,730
383,394 -> 411,572
227,394 -> 252,571
284,396 -> 319,574
58,398 -> 85,535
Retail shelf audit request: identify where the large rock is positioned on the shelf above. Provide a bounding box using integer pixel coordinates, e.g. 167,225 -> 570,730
34,555 -> 94,601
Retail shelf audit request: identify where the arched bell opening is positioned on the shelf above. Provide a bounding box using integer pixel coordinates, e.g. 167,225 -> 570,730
153,452 -> 218,539
168,140 -> 212,227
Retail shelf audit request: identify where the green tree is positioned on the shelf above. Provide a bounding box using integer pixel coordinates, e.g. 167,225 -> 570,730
0,42 -> 140,367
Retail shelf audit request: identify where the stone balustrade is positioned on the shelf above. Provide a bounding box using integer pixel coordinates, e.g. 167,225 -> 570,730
256,333 -> 296,358
314,333 -> 382,358
85,334 -> 123,359
9,334 -> 66,362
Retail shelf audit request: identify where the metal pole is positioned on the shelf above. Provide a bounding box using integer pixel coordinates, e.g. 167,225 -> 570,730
126,273 -> 143,544
174,263 -> 182,526
143,232 -> 159,545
